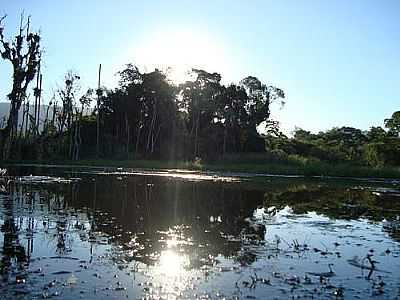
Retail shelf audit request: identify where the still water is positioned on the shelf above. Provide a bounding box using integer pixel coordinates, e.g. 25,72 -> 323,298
0,166 -> 400,299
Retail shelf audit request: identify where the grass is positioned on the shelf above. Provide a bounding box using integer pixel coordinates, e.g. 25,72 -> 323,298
3,155 -> 400,179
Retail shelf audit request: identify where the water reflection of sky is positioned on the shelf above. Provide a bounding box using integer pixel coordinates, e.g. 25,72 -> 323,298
1,172 -> 400,299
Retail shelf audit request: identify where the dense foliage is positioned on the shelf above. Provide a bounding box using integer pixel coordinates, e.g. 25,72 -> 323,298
264,118 -> 400,167
80,66 -> 285,160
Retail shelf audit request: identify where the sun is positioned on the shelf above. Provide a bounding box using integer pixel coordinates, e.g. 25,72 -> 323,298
132,29 -> 228,84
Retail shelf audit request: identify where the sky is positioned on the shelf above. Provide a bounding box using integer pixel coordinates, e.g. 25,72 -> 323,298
0,0 -> 399,134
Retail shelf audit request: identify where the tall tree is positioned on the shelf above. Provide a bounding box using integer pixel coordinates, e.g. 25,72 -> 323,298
0,15 -> 41,159
239,76 -> 285,151
215,84 -> 249,153
180,69 -> 222,158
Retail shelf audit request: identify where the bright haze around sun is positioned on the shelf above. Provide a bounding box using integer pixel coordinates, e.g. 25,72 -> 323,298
130,28 -> 231,84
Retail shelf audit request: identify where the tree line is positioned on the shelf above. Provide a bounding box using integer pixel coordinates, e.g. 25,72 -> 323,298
0,15 -> 399,168
0,16 -> 285,161
265,118 -> 400,168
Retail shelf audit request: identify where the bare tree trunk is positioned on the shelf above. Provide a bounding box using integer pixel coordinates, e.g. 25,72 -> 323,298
52,102 -> 56,130
223,125 -> 227,155
9,102 -> 19,137
96,64 -> 101,157
194,113 -> 200,157
24,102 -> 30,137
73,118 -> 79,160
33,62 -> 40,134
151,125 -> 161,154
44,101 -> 51,133
135,125 -> 142,157
146,102 -> 157,153
68,114 -> 74,159
19,100 -> 28,140
2,103 -> 19,159
125,114 -> 130,156
36,74 -> 42,134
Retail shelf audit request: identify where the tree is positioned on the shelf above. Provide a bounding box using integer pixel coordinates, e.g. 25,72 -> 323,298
321,127 -> 367,161
97,66 -> 179,159
56,71 -> 81,135
0,15 -> 41,159
52,71 -> 94,160
384,111 -> 400,137
363,140 -> 400,167
239,76 -> 285,129
141,69 -> 177,156
239,76 -> 285,152
180,69 -> 223,158
366,126 -> 386,143
293,127 -> 316,142
216,84 -> 250,154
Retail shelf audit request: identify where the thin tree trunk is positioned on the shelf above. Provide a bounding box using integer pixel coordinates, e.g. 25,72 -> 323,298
194,113 -> 200,157
73,117 -> 80,160
146,102 -> 156,153
125,114 -> 130,155
223,125 -> 227,155
33,62 -> 40,134
96,64 -> 101,157
135,125 -> 142,157
24,102 -> 29,137
151,125 -> 161,154
36,74 -> 42,134
19,100 -> 27,140
52,102 -> 56,130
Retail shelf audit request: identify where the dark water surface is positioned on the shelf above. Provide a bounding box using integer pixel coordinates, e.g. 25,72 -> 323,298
1,166 -> 400,299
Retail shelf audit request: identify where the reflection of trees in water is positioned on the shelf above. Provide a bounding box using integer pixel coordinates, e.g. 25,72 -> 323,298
2,175 -> 399,274
263,183 -> 400,221
1,183 -> 28,281
50,176 -> 400,267
68,176 -> 265,266
261,182 -> 400,243
0,182 -> 89,280
1,217 -> 27,280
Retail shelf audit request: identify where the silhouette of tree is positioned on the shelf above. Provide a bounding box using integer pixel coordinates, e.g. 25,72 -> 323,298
384,111 -> 400,137
179,69 -> 223,158
0,14 -> 41,159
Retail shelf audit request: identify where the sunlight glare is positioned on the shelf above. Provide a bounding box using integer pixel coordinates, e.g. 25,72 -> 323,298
132,29 -> 229,84
157,249 -> 188,277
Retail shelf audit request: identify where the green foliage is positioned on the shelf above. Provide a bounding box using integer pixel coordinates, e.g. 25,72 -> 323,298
366,126 -> 386,142
384,111 -> 400,137
273,121 -> 400,169
363,139 -> 400,167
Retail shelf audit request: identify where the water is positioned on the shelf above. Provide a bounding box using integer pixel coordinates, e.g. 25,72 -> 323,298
1,166 -> 400,299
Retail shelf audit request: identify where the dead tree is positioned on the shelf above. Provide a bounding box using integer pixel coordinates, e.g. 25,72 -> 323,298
71,88 -> 93,160
0,14 -> 41,159
96,64 -> 101,157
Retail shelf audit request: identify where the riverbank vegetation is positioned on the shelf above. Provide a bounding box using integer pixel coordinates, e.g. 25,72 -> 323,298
1,15 -> 399,177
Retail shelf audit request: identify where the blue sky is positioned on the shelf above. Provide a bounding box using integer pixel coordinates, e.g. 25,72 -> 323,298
0,0 -> 399,134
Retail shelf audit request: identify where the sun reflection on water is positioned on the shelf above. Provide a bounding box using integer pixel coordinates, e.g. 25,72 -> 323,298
157,249 -> 189,277
145,235 -> 194,299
